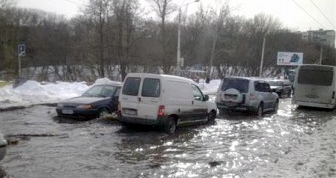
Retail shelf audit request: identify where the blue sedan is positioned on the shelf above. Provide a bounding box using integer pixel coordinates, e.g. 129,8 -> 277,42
56,82 -> 122,119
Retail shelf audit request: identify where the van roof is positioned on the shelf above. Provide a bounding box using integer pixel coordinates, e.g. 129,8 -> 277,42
224,76 -> 266,81
125,73 -> 196,84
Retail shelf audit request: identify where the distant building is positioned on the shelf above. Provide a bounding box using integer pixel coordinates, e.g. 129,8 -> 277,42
301,29 -> 335,48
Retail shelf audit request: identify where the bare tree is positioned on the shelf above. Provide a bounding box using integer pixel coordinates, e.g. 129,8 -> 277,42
82,0 -> 111,78
148,0 -> 176,73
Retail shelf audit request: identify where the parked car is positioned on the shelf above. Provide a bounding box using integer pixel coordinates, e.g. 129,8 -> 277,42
0,131 -> 7,161
56,82 -> 122,119
267,79 -> 292,98
215,76 -> 279,116
118,73 -> 217,134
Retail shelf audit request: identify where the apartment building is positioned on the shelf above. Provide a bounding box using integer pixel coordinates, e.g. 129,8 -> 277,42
301,29 -> 335,48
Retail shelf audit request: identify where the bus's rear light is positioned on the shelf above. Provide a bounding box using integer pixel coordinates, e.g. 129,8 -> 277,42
158,105 -> 165,117
332,91 -> 335,99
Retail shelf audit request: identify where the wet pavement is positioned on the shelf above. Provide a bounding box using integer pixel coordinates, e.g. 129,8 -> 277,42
0,98 -> 335,178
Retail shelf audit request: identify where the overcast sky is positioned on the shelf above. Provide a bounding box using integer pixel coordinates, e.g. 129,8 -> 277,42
16,0 -> 336,33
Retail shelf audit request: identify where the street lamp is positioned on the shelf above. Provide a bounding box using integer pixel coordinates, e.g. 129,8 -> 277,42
177,0 -> 199,68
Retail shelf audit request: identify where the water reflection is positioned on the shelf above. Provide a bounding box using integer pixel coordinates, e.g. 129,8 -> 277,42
1,103 -> 335,177
114,126 -> 200,167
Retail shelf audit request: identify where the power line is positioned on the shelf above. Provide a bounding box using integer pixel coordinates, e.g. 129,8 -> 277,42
62,0 -> 87,6
309,0 -> 336,29
291,0 -> 325,28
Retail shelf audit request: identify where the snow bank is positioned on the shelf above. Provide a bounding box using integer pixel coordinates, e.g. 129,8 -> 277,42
0,78 -> 220,110
0,80 -> 89,109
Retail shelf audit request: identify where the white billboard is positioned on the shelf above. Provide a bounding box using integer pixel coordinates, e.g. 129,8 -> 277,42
277,52 -> 303,66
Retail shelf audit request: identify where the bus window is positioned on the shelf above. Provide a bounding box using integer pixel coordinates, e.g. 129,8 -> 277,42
298,69 -> 333,86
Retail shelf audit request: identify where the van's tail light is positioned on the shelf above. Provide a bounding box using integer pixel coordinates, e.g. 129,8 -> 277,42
249,94 -> 257,101
158,105 -> 165,117
333,91 -> 335,99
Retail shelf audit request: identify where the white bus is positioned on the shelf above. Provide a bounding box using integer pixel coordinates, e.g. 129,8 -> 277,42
292,64 -> 336,109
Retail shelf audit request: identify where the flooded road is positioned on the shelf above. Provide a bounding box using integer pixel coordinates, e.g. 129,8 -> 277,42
0,98 -> 335,178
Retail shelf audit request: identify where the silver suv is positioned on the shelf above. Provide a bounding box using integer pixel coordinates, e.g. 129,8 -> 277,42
215,76 -> 279,116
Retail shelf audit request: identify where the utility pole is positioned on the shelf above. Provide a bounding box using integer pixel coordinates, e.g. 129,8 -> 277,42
259,36 -> 266,77
177,0 -> 199,69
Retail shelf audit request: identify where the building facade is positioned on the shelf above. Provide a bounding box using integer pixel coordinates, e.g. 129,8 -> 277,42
301,29 -> 335,48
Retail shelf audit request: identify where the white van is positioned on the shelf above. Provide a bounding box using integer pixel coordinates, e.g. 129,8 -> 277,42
118,73 -> 217,133
292,64 -> 336,109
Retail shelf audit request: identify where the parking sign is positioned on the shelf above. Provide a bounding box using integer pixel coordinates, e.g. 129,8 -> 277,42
18,44 -> 25,57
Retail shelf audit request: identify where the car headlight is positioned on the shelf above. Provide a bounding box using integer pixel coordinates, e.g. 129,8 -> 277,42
77,104 -> 93,109
57,103 -> 64,108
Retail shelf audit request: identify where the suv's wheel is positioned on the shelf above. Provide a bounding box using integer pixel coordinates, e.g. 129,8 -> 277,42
164,117 -> 176,134
256,103 -> 263,117
287,89 -> 292,97
207,110 -> 216,123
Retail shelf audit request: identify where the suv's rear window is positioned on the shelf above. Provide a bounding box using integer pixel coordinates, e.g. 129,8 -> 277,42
221,78 -> 249,93
122,77 -> 141,96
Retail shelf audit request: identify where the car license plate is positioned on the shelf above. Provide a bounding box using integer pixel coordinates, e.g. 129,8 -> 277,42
62,109 -> 74,114
123,109 -> 137,115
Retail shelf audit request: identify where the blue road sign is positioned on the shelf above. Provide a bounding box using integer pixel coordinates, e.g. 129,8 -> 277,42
18,44 -> 25,57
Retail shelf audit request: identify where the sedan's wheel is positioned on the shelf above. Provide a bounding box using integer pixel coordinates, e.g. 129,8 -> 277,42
98,108 -> 110,119
256,103 -> 263,117
274,100 -> 279,113
164,117 -> 176,134
207,110 -> 216,123
279,91 -> 284,98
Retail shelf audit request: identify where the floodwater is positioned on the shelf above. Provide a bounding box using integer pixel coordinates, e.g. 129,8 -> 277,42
0,98 -> 335,178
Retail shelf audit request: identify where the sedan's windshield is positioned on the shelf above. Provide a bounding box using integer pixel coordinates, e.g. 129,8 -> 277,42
82,85 -> 117,97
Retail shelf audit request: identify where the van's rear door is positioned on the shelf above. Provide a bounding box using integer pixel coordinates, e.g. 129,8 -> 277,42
120,76 -> 141,117
137,77 -> 161,120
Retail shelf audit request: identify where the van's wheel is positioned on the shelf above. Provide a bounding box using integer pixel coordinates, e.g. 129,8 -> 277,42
98,108 -> 109,119
164,117 -> 176,134
207,110 -> 216,123
256,103 -> 263,117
